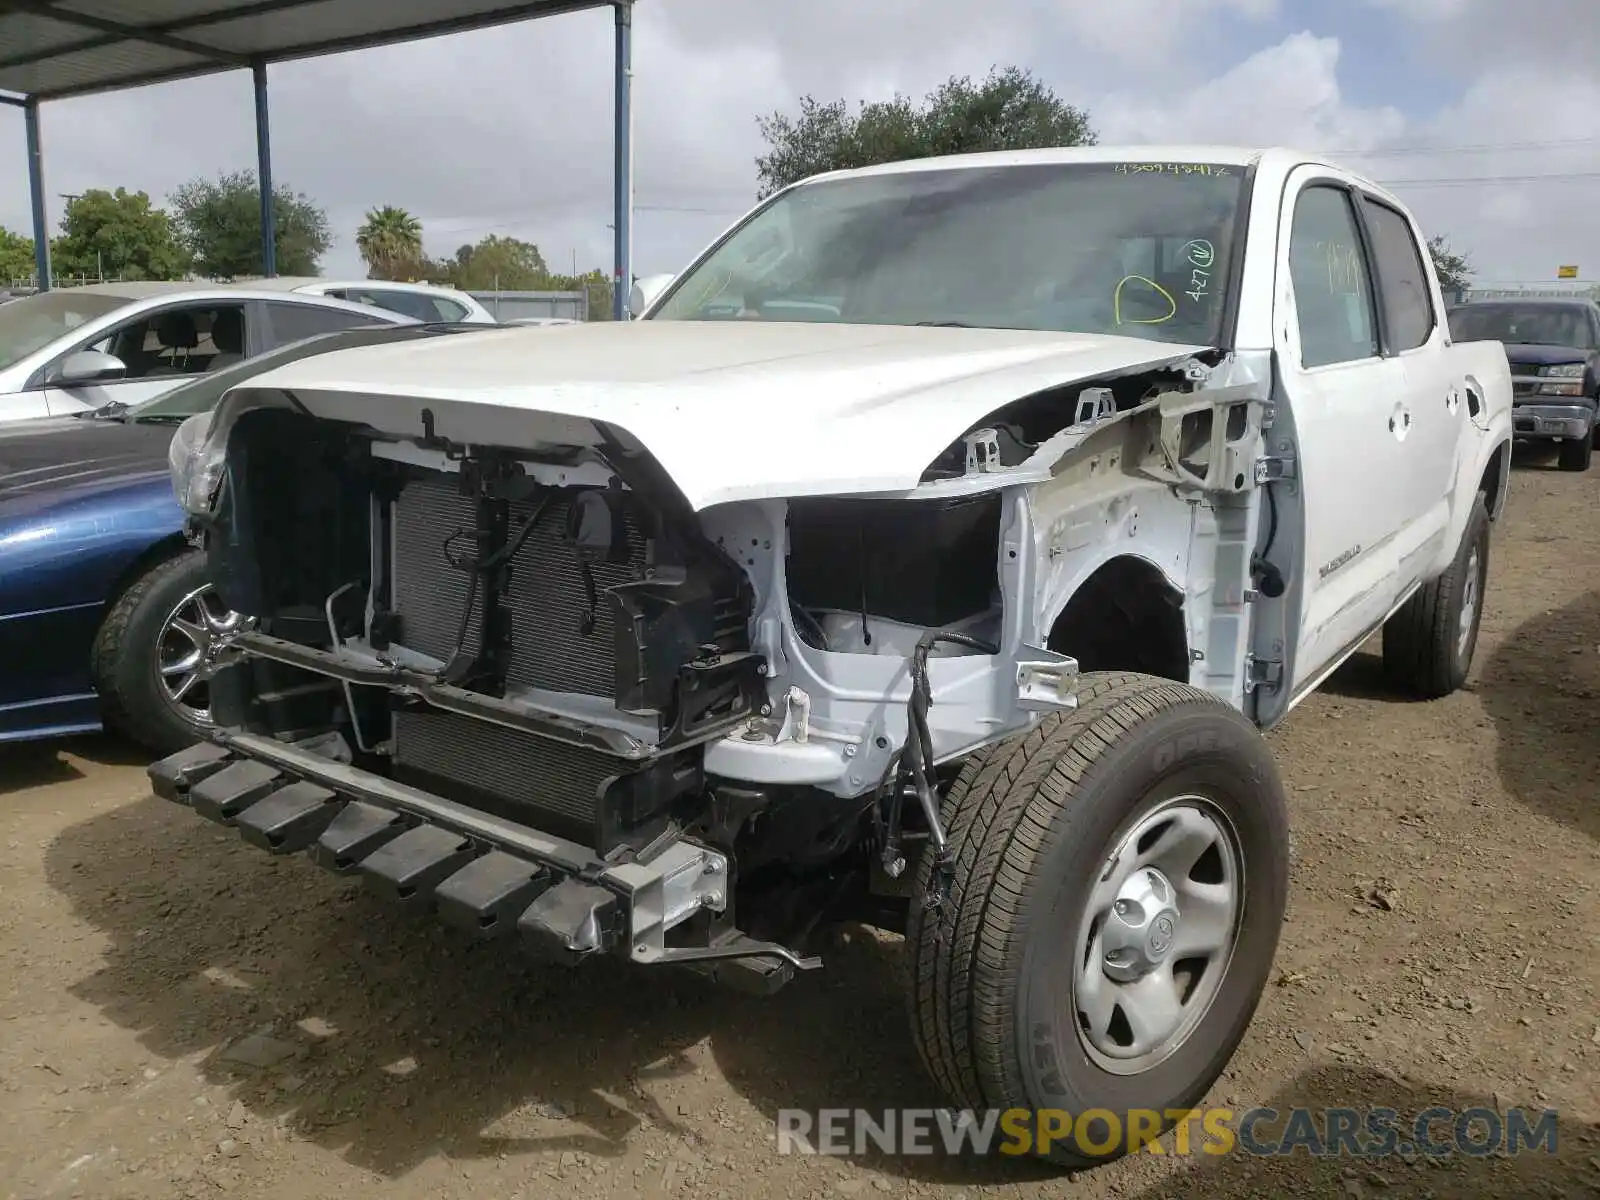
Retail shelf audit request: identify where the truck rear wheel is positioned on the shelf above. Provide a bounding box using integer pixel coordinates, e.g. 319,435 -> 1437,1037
906,672 -> 1289,1168
1381,493 -> 1490,698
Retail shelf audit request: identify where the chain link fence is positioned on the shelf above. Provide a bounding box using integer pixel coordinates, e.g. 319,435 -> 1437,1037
3,273 -> 126,295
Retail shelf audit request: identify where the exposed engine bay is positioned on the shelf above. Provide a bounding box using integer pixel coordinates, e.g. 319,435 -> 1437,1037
168,346 -> 1271,988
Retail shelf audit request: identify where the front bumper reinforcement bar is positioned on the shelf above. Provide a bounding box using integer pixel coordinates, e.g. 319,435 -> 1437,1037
147,731 -> 820,991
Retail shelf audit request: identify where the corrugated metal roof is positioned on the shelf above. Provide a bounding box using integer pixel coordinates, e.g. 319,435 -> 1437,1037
0,0 -> 607,100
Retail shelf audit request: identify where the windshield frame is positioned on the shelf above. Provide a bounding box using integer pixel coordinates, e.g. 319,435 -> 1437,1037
644,159 -> 1258,352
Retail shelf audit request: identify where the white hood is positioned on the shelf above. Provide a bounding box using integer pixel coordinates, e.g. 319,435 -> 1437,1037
232,321 -> 1205,509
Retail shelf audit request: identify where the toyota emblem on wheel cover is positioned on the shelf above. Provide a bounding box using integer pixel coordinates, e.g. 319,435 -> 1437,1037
1150,914 -> 1176,955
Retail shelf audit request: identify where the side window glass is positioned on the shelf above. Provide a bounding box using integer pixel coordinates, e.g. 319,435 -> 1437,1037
1288,185 -> 1379,368
433,298 -> 468,321
82,304 -> 247,380
265,301 -> 387,347
350,289 -> 436,322
1361,197 -> 1435,352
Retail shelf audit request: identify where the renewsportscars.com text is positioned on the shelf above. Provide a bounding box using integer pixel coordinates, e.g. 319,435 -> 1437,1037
775,1106 -> 1559,1159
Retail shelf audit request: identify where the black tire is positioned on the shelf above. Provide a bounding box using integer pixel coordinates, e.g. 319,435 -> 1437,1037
90,549 -> 224,755
1558,435 -> 1593,472
906,672 -> 1289,1169
1380,493 -> 1490,698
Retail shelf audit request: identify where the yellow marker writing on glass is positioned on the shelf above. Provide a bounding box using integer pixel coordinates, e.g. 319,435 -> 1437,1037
1114,275 -> 1177,325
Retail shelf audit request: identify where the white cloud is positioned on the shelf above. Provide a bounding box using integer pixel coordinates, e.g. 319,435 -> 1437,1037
1352,70 -> 1600,282
1360,0 -> 1600,73
1,1 -> 1596,287
1359,0 -> 1469,18
1095,33 -> 1406,151
1045,0 -> 1281,63
1080,26 -> 1600,285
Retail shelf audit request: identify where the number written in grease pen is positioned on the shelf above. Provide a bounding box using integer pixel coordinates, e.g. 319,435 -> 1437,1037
1113,162 -> 1235,177
1184,238 -> 1215,304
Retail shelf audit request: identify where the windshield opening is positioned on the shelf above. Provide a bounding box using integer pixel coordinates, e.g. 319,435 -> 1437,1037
1448,303 -> 1597,350
650,160 -> 1248,346
0,290 -> 127,372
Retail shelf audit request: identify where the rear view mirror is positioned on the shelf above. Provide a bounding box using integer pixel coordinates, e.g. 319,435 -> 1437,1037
629,273 -> 674,318
52,349 -> 127,386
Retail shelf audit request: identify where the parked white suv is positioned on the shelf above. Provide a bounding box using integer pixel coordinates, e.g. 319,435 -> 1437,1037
153,145 -> 1512,1168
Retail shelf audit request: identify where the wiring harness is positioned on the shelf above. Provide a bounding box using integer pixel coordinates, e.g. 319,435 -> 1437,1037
870,628 -> 1001,913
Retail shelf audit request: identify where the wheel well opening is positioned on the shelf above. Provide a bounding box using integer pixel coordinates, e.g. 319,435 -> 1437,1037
1046,556 -> 1190,682
1478,443 -> 1510,521
103,534 -> 188,616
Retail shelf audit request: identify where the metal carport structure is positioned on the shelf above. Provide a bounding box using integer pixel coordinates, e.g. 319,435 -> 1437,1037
0,0 -> 637,317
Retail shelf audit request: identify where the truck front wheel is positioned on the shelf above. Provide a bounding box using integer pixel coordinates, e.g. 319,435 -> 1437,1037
906,672 -> 1290,1168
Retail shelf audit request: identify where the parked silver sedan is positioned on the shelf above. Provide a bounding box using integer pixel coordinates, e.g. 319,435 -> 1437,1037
0,282 -> 410,424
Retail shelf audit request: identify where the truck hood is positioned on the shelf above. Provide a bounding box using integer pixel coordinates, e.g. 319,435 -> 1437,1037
227,321 -> 1207,509
1500,343 -> 1592,367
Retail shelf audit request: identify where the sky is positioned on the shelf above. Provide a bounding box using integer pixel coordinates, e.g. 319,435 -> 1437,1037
2,0 -> 1597,287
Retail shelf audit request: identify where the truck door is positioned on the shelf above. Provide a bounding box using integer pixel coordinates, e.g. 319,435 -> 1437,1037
1273,173 -> 1412,693
1355,191 -> 1459,583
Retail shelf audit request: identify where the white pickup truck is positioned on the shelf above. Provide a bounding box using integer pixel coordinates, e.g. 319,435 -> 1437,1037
150,145 -> 1512,1167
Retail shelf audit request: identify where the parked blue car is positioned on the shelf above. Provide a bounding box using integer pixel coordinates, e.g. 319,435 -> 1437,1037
0,321 -> 484,752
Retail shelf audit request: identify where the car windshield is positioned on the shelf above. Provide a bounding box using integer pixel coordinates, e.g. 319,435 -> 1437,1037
1449,303 -> 1597,349
0,289 -> 127,372
650,160 -> 1249,346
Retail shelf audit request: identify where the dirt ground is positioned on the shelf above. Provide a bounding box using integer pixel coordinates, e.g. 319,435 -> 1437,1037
3,452 -> 1598,1200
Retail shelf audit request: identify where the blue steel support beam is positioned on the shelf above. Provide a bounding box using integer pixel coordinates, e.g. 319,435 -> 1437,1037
252,58 -> 277,277
612,0 -> 633,319
24,97 -> 51,291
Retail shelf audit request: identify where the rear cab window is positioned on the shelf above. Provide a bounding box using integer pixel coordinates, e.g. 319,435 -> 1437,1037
1360,197 -> 1436,352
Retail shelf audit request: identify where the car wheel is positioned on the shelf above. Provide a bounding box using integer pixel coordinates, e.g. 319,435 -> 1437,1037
1558,434 -> 1593,471
906,672 -> 1289,1168
90,549 -> 251,755
1381,493 -> 1490,699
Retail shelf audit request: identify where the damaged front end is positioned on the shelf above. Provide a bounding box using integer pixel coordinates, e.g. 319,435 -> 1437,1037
151,340 -> 1273,991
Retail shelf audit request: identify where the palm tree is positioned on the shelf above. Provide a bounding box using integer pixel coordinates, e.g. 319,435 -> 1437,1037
355,206 -> 424,280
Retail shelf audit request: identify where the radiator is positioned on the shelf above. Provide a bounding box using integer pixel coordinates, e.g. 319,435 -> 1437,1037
390,472 -> 646,696
391,708 -> 616,834
386,472 -> 652,839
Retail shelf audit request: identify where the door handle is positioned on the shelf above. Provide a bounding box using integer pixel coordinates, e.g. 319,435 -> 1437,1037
1388,409 -> 1412,436
1445,388 -> 1461,414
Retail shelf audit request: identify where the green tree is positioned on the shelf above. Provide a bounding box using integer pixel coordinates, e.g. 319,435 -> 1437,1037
168,170 -> 331,279
441,234 -> 549,291
356,205 -> 425,281
755,66 -> 1097,198
545,268 -> 614,321
52,187 -> 188,281
0,226 -> 35,283
416,234 -> 611,319
1428,235 -> 1473,295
